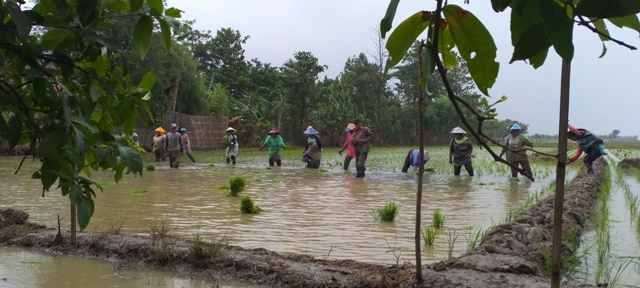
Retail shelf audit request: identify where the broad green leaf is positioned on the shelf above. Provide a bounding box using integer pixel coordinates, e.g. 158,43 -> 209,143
114,163 -> 125,182
608,14 -> 640,35
40,158 -> 59,191
76,0 -> 97,28
528,49 -> 549,69
89,84 -> 103,102
132,15 -> 154,60
40,29 -> 68,50
93,55 -> 105,77
438,25 -> 457,69
7,0 -> 33,38
598,41 -> 608,58
510,0 -> 543,46
443,5 -> 499,96
146,0 -> 163,15
576,0 -> 640,19
592,19 -> 611,41
36,128 -> 66,158
158,17 -> 173,48
106,0 -> 129,11
380,0 -> 401,38
7,115 -> 23,149
138,70 -> 156,91
130,0 -> 143,13
511,22 -> 552,63
73,126 -> 85,154
384,11 -> 433,74
540,0 -> 574,62
162,15 -> 180,30
491,0 -> 512,12
84,33 -> 123,53
118,146 -> 143,175
421,38 -> 437,94
141,91 -> 152,100
77,196 -> 95,230
70,185 -> 83,206
164,7 -> 183,18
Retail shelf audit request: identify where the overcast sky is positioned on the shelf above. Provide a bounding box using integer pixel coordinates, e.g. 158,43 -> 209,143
165,0 -> 640,137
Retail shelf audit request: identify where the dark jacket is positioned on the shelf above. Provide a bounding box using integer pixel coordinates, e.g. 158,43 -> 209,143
576,129 -> 603,154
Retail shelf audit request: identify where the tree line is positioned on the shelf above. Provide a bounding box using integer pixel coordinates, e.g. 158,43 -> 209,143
115,20 -> 529,146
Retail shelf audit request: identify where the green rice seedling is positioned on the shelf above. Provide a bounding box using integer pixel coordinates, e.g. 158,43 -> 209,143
228,176 -> 246,197
465,227 -> 486,252
432,208 -> 445,228
240,196 -> 261,214
189,228 -> 229,261
145,163 -> 155,171
131,189 -> 150,194
540,244 -> 552,277
422,227 -> 438,246
373,201 -> 400,222
445,229 -> 460,259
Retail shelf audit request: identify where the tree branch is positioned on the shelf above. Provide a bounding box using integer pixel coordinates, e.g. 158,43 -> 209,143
432,0 -> 535,181
569,2 -> 637,50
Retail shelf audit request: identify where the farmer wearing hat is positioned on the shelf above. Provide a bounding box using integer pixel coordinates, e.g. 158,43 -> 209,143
338,123 -> 356,170
567,124 -> 606,174
449,127 -> 474,176
152,126 -> 166,162
402,149 -> 431,173
350,118 -> 374,178
302,126 -> 323,169
223,127 -> 239,165
165,123 -> 183,168
259,128 -> 285,167
179,127 -> 196,163
499,124 -> 533,179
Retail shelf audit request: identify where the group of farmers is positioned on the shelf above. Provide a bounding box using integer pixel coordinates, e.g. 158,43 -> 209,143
147,119 -> 606,178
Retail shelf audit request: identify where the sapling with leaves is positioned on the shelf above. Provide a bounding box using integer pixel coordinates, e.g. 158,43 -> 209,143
380,0 -> 639,283
0,0 -> 183,244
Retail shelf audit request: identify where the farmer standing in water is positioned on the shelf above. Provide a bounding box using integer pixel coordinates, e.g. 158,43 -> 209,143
350,118 -> 374,178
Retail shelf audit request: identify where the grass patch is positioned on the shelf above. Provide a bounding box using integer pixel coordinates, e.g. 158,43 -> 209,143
422,227 -> 438,246
228,177 -> 247,197
372,201 -> 400,222
189,228 -> 229,262
432,208 -> 445,228
145,164 -> 155,171
240,196 -> 261,214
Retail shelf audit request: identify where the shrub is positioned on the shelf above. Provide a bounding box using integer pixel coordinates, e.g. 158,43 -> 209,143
228,177 -> 246,197
240,196 -> 260,214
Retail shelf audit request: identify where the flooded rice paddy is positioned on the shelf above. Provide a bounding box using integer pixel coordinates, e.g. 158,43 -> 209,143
4,145 -> 640,286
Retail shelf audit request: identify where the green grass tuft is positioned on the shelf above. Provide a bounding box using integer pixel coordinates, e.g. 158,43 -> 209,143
373,201 -> 400,222
228,177 -> 246,197
432,208 -> 445,228
422,227 -> 438,245
240,196 -> 261,214
145,164 -> 155,171
131,189 -> 150,194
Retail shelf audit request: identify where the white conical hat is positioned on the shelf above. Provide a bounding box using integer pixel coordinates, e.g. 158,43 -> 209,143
226,127 -> 236,132
451,127 -> 466,134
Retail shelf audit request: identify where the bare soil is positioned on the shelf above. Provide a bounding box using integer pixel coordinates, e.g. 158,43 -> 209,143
0,160 -> 607,288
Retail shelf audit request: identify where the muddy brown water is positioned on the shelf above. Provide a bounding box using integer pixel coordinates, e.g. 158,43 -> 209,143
0,246 -> 259,288
0,162 -> 561,266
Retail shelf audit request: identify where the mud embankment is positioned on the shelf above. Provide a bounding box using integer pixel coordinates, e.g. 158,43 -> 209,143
620,158 -> 640,170
0,160 -> 606,288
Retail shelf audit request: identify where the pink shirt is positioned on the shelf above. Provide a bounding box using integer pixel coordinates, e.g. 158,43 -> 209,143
342,132 -> 355,158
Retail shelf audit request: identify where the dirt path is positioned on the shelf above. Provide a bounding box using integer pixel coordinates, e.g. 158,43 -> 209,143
0,160 -> 606,287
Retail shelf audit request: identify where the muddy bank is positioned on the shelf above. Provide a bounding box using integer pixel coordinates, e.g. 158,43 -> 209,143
619,158 -> 640,169
0,161 -> 606,288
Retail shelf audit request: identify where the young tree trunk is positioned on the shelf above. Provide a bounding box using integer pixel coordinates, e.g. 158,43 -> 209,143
551,60 -> 571,288
414,40 -> 426,283
70,204 -> 77,244
170,76 -> 181,112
